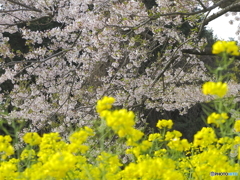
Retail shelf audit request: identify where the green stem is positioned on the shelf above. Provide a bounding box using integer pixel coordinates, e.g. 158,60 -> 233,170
99,118 -> 105,152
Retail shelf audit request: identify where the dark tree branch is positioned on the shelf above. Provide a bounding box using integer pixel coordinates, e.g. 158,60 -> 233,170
182,47 -> 213,55
3,48 -> 73,67
182,48 -> 240,60
0,9 -> 34,13
196,0 -> 207,10
0,15 -> 52,26
204,2 -> 240,25
6,0 -> 42,12
155,0 -> 230,17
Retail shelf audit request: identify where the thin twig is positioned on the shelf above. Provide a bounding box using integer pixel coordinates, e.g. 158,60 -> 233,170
196,0 -> 207,10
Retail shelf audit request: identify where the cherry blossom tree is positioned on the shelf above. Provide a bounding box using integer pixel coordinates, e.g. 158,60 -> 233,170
0,0 -> 240,137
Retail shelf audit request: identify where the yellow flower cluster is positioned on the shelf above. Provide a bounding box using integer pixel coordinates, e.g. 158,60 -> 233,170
207,112 -> 229,127
193,127 -> 217,150
1,96 -> 240,180
234,120 -> 240,132
154,149 -> 167,157
148,133 -> 162,142
0,127 -> 95,180
20,149 -> 36,160
68,126 -> 94,154
217,137 -> 234,154
0,135 -> 14,160
0,158 -> 19,180
212,41 -> 240,56
165,130 -> 182,141
167,138 -> 190,152
119,156 -> 185,180
156,119 -> 173,129
179,147 -> 239,179
126,140 -> 152,157
23,132 -> 42,146
163,129 -> 190,152
96,96 -> 115,116
202,81 -> 228,98
98,97 -> 144,146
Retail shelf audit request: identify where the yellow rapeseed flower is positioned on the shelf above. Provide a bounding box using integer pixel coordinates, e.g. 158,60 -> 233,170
0,135 -> 14,159
96,96 -> 115,116
37,132 -> 66,163
69,127 -> 94,144
193,127 -> 217,149
154,149 -> 167,157
167,138 -> 190,152
188,147 -> 239,179
234,120 -> 240,132
126,140 -> 152,157
126,129 -> 144,146
20,149 -> 36,160
68,127 -> 93,154
165,130 -> 182,141
42,151 -> 77,179
217,137 -> 234,154
212,41 -> 240,56
156,119 -> 173,129
0,159 -> 19,179
118,157 -> 184,180
238,147 -> 240,160
202,81 -> 228,98
23,132 -> 42,146
97,151 -> 123,174
101,107 -> 144,145
207,112 -> 228,127
148,133 -> 162,142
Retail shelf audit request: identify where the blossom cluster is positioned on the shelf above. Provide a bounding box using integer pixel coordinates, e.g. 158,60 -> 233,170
0,0 -> 228,137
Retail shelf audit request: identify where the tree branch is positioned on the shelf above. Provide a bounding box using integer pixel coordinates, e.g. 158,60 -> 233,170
0,9 -> 34,13
155,0 -> 230,17
182,48 -> 240,60
196,0 -> 207,10
182,48 -> 213,55
204,2 -> 240,25
6,0 -> 42,12
0,15 -> 52,26
3,48 -> 73,67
